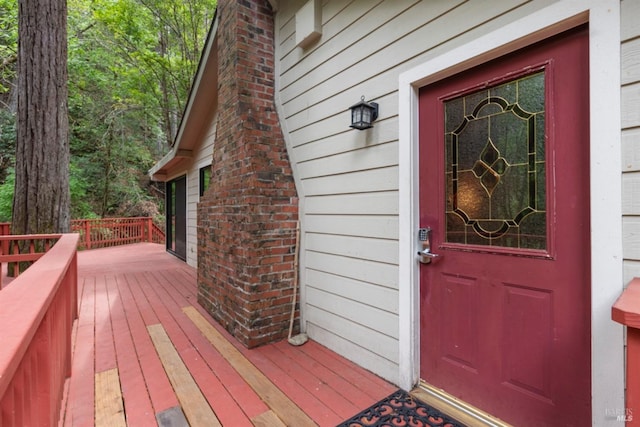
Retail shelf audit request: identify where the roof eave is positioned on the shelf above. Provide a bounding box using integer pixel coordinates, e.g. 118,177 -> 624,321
148,12 -> 220,182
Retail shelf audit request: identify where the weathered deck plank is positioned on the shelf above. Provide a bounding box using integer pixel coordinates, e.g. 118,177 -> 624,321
148,323 -> 221,427
61,243 -> 395,427
94,368 -> 125,427
115,273 -> 178,413
107,271 -> 157,426
142,273 -> 255,426
184,306 -> 318,426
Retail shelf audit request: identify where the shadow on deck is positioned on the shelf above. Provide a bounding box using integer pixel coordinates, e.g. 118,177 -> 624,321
61,243 -> 396,426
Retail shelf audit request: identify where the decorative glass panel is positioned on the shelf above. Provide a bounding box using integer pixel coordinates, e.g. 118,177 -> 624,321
444,71 -> 546,250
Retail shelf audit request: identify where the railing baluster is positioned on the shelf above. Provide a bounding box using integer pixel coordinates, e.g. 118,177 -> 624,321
0,234 -> 78,426
84,220 -> 91,250
0,218 -> 165,257
11,240 -> 18,278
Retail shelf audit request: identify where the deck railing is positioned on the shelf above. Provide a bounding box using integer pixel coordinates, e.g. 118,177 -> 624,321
0,217 -> 165,251
71,217 -> 164,250
0,234 -> 61,283
612,278 -> 640,426
0,233 -> 79,426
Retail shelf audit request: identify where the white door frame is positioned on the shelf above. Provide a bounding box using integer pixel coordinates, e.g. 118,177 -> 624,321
398,1 -> 623,424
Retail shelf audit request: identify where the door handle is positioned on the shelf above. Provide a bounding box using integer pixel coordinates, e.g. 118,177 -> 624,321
417,227 -> 440,264
418,248 -> 439,258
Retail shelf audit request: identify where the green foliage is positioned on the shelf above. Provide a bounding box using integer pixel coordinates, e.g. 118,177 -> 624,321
69,0 -> 216,148
0,0 -> 216,220
70,162 -> 98,219
0,108 -> 15,182
0,168 -> 13,221
0,0 -> 17,100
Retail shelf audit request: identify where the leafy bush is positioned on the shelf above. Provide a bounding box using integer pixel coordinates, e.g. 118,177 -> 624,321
0,169 -> 13,221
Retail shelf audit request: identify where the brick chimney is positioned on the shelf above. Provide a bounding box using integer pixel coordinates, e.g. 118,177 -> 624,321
197,0 -> 300,348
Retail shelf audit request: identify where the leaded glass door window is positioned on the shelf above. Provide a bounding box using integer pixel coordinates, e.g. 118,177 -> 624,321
444,71 -> 546,250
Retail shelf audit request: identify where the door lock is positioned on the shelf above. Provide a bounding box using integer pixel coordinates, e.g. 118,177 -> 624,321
417,227 -> 440,264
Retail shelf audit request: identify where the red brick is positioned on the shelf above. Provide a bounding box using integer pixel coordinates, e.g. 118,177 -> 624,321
197,0 -> 299,349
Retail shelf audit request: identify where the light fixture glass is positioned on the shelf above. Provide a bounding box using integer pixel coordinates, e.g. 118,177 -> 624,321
350,96 -> 379,130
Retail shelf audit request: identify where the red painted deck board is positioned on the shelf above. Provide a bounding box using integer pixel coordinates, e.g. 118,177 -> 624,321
148,269 -> 269,420
260,343 -> 359,417
106,273 -> 157,426
148,266 -> 344,423
63,277 -> 95,427
114,273 -> 178,413
270,340 -> 374,409
299,340 -> 397,399
137,270 -> 254,425
93,276 -> 115,373
60,243 -> 396,426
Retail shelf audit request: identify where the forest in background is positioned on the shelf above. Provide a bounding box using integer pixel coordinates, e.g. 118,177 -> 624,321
0,0 -> 217,222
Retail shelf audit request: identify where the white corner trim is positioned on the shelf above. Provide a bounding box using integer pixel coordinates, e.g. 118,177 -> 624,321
398,71 -> 420,391
398,1 -> 623,423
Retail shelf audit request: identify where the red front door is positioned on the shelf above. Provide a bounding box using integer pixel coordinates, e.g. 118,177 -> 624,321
419,27 -> 590,426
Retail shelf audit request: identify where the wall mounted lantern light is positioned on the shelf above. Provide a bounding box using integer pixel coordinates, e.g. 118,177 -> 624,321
350,96 -> 379,130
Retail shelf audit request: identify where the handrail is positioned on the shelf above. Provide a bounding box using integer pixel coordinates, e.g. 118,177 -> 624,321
0,233 -> 79,426
0,234 -> 62,285
150,221 -> 165,244
612,278 -> 640,425
71,217 -> 164,249
0,218 -> 166,251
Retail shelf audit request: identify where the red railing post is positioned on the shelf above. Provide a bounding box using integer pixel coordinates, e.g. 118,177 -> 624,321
0,223 -> 10,257
0,234 -> 79,426
146,217 -> 151,242
627,328 -> 640,426
84,220 -> 91,250
0,223 -> 7,289
612,278 -> 640,426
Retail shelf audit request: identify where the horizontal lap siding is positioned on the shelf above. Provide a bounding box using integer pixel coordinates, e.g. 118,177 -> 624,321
177,120 -> 215,268
187,172 -> 199,267
622,0 -> 640,283
275,0 -> 548,383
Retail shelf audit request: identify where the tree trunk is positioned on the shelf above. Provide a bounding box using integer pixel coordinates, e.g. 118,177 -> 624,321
13,0 -> 70,234
158,28 -> 175,148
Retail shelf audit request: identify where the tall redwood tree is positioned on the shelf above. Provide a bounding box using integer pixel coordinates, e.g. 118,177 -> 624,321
13,0 -> 70,233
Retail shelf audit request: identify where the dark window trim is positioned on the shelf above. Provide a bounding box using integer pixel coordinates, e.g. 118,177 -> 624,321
199,165 -> 212,197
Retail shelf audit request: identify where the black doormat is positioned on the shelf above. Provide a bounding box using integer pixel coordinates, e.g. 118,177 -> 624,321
337,389 -> 466,427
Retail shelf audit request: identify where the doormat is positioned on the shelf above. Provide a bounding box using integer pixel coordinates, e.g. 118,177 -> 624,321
337,389 -> 466,427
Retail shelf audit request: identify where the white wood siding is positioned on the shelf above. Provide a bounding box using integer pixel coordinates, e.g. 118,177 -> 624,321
274,0 -> 557,383
167,119 -> 215,268
187,120 -> 215,267
622,0 -> 640,284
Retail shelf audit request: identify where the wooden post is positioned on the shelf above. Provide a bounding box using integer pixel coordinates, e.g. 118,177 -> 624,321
146,218 -> 152,243
612,278 -> 640,426
0,223 -> 7,289
0,223 -> 10,257
627,328 -> 640,426
84,220 -> 91,250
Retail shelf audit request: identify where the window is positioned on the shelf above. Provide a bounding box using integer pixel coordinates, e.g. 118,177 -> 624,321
444,71 -> 546,250
199,165 -> 211,197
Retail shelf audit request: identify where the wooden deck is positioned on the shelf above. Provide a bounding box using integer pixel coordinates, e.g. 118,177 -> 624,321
60,243 -> 396,426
